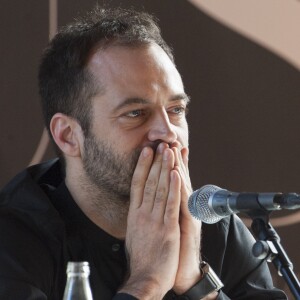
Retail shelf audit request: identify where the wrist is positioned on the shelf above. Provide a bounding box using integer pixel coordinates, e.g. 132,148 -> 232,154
119,276 -> 165,300
173,270 -> 203,295
175,262 -> 223,300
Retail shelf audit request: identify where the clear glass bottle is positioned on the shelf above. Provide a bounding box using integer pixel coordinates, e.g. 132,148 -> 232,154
63,261 -> 93,300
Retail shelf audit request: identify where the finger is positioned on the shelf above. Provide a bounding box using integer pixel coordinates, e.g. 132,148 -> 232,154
172,147 -> 193,209
177,147 -> 188,171
130,147 -> 154,210
152,148 -> 174,220
172,147 -> 185,178
170,140 -> 182,151
172,147 -> 191,187
181,147 -> 189,169
164,169 -> 181,225
141,143 -> 168,212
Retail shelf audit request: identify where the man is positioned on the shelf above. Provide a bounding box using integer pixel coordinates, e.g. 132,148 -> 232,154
0,7 -> 286,300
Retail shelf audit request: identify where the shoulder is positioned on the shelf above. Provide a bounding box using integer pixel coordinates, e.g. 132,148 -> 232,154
0,157 -> 65,233
0,159 -> 66,297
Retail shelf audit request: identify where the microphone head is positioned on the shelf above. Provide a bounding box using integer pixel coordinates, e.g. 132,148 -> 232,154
188,184 -> 224,224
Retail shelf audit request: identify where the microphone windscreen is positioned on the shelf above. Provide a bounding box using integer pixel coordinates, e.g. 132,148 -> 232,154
188,185 -> 223,224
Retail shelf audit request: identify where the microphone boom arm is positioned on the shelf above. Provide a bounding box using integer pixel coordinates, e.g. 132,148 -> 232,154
248,211 -> 300,299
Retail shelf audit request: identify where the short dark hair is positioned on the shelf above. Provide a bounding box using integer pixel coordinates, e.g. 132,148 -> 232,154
38,6 -> 174,137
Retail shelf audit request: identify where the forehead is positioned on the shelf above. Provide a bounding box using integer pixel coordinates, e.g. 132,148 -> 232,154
87,43 -> 184,99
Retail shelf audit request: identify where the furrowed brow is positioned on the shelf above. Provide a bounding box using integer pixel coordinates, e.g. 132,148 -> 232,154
170,93 -> 191,104
113,98 -> 150,113
113,94 -> 190,114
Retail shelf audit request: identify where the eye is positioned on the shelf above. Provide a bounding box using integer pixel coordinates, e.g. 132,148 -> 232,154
125,109 -> 144,118
169,106 -> 187,115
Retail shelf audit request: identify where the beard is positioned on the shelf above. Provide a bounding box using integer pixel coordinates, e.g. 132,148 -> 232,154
81,132 -> 141,200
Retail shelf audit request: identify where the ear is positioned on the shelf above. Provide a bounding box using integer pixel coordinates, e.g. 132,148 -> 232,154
50,113 -> 84,157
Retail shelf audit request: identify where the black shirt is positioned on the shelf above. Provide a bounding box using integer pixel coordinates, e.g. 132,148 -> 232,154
47,181 -> 128,299
0,159 -> 287,299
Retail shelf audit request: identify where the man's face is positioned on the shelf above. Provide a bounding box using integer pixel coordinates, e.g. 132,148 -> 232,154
82,43 -> 189,199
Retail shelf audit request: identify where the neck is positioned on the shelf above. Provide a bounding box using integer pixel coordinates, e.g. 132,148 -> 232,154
65,163 -> 129,239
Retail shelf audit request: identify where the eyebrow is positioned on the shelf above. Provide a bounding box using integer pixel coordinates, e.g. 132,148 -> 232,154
171,93 -> 191,104
113,93 -> 190,113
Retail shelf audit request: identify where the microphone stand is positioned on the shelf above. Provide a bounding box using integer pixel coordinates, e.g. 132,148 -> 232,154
247,210 -> 300,300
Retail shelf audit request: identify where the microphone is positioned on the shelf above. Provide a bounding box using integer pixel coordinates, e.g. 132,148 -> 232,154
188,185 -> 300,224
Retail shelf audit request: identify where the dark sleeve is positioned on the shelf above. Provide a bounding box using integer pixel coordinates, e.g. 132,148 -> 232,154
210,215 -> 287,299
216,288 -> 285,300
0,279 -> 47,300
0,212 -> 56,299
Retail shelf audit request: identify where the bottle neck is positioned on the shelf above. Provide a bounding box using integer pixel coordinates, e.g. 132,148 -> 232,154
63,261 -> 93,300
67,261 -> 90,276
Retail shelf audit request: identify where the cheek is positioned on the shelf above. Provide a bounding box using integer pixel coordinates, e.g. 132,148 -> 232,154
176,123 -> 189,147
113,130 -> 147,152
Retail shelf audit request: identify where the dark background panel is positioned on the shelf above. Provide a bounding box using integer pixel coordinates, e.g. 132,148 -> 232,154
1,0 -> 299,297
0,0 -> 48,186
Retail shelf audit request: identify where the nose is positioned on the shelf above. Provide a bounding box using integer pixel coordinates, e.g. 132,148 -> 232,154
147,109 -> 177,144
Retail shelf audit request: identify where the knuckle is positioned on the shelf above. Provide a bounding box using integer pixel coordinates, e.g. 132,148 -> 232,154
161,240 -> 172,253
165,201 -> 179,217
144,184 -> 154,198
155,187 -> 167,203
166,206 -> 176,216
146,178 -> 157,187
131,176 -> 141,188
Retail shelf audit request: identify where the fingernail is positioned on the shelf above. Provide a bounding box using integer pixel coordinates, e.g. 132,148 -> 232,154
158,143 -> 165,154
142,147 -> 150,157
